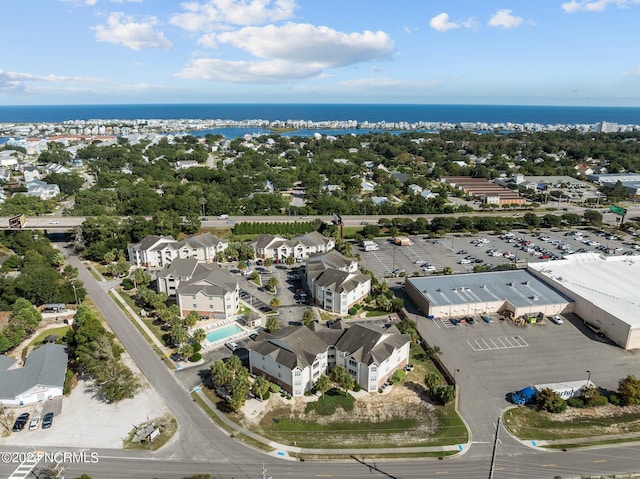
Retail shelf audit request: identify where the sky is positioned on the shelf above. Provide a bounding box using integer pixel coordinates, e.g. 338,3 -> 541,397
1,0 -> 640,106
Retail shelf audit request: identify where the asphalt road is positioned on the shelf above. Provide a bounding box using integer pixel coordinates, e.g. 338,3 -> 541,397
2,202 -> 636,231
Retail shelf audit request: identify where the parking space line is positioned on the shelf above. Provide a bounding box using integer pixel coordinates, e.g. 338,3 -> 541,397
468,336 -> 530,351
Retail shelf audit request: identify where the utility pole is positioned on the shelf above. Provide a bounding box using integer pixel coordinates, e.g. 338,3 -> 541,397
489,416 -> 501,479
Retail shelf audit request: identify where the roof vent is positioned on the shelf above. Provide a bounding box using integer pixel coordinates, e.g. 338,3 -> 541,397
507,281 -> 514,286
480,284 -> 486,288
452,287 -> 457,291
436,288 -> 442,293
531,295 -> 539,301
522,280 -> 530,286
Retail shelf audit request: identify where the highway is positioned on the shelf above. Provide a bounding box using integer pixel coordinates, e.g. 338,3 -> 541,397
3,204 -> 638,231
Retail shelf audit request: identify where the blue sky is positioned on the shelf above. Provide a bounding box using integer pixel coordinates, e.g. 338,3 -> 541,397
1,0 -> 640,106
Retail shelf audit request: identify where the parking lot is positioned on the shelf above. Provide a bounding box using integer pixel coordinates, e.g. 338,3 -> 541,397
358,226 -> 638,280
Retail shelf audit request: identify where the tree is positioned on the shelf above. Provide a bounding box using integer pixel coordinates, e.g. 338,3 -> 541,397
618,375 -> 640,406
285,255 -> 295,268
179,343 -> 194,360
584,209 -> 603,226
192,328 -> 206,344
302,310 -> 314,326
267,276 -> 279,292
424,372 -> 441,391
315,374 -> 332,399
431,385 -> 456,405
184,310 -> 199,329
252,376 -> 270,400
264,257 -> 273,271
536,388 -> 567,413
266,316 -> 279,332
523,212 -> 541,228
210,360 -> 233,389
269,297 -> 281,310
330,365 -> 355,396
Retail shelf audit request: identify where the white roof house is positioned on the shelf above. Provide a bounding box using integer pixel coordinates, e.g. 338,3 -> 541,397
0,344 -> 68,406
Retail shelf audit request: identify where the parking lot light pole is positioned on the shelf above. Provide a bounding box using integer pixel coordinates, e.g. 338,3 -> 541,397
586,370 -> 591,387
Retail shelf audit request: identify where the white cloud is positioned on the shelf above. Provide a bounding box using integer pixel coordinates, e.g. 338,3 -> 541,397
93,12 -> 173,51
562,0 -> 640,12
429,13 -> 460,32
0,69 -> 101,91
176,58 -> 322,82
622,65 -> 640,75
488,9 -> 524,29
338,77 -> 444,90
178,23 -> 393,82
215,23 -> 393,66
170,0 -> 296,32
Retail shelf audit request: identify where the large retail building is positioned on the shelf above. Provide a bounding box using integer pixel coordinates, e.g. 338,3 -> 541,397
405,253 -> 640,350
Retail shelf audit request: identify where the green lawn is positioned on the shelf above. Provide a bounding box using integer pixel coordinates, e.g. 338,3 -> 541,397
305,388 -> 355,415
29,326 -> 70,347
503,406 -> 640,441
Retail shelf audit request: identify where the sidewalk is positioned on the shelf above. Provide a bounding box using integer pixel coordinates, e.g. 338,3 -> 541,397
194,389 -> 465,459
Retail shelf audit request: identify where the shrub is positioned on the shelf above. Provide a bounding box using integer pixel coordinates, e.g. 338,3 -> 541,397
608,393 -> 621,406
389,369 -> 406,385
121,278 -> 135,290
536,388 -> 567,413
192,342 -> 202,353
262,391 -> 270,400
189,352 -> 202,362
353,383 -> 361,392
348,307 -> 358,316
590,395 -> 608,407
269,383 -> 280,393
567,397 -> 585,408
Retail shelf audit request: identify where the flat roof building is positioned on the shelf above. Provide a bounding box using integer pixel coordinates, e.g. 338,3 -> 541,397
528,253 -> 640,349
405,270 -> 573,320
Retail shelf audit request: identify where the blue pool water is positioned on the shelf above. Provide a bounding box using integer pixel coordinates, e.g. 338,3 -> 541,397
205,324 -> 244,343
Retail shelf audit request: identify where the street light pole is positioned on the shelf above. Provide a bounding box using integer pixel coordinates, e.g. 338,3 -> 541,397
586,370 -> 592,387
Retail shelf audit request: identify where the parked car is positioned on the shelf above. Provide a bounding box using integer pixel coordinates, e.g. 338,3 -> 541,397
481,315 -> 494,324
42,412 -> 54,429
550,315 -> 564,325
225,341 -> 238,351
12,413 -> 29,432
466,316 -> 475,324
29,415 -> 40,431
422,264 -> 436,272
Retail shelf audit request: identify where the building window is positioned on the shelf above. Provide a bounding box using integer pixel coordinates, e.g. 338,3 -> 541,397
192,303 -> 197,308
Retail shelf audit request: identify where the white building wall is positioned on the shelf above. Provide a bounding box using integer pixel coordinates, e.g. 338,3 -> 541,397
4,385 -> 63,406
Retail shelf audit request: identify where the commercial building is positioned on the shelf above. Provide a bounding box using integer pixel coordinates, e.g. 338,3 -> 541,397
405,270 -> 573,320
528,254 -> 640,349
441,176 -> 526,205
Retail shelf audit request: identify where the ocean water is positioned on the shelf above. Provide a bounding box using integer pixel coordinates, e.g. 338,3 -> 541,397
0,103 -> 639,125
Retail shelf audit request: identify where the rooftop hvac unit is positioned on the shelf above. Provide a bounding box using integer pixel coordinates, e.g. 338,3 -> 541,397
507,282 -> 514,286
522,280 -> 530,286
435,288 -> 442,293
480,284 -> 486,288
530,295 -> 539,300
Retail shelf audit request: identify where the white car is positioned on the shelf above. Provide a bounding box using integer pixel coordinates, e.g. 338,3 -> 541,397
225,341 -> 238,351
550,315 -> 564,325
414,260 -> 426,265
49,220 -> 60,224
422,264 -> 436,272
458,258 -> 471,264
29,416 -> 40,431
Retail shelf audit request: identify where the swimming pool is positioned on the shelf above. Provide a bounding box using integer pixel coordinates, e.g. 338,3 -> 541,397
205,323 -> 244,343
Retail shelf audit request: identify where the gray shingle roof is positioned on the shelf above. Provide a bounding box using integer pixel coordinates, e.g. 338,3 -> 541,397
0,356 -> 17,370
0,344 -> 68,401
176,263 -> 238,296
251,327 -> 328,369
334,323 -> 410,366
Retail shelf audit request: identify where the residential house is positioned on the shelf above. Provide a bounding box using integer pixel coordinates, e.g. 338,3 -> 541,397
128,233 -> 228,269
407,184 -> 423,195
22,166 -> 40,182
0,168 -> 11,183
0,344 -> 68,406
157,259 -> 240,320
25,180 -> 60,200
306,251 -> 370,315
175,160 -> 200,170
248,231 -> 334,261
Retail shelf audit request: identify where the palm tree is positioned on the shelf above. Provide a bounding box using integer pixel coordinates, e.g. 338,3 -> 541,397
269,297 -> 281,310
193,328 -> 206,344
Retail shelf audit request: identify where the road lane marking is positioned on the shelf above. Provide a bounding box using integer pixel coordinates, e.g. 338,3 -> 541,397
593,459 -> 607,463
542,464 -> 556,467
